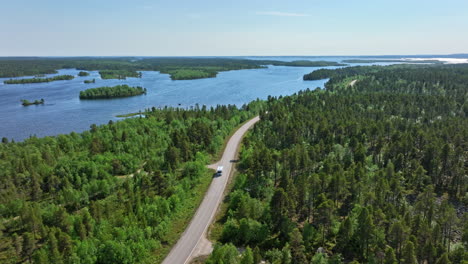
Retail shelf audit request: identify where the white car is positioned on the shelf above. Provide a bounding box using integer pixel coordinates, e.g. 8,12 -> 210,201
216,166 -> 223,176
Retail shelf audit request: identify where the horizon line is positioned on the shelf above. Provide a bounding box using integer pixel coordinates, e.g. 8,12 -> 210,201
0,53 -> 467,58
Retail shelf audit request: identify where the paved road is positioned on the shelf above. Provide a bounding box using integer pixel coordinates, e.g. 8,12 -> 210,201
162,116 -> 260,264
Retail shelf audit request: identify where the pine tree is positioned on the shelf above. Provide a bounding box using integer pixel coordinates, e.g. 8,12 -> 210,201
355,207 -> 374,260
253,246 -> 262,264
435,253 -> 451,264
22,232 -> 35,263
48,229 -> 63,264
384,247 -> 397,264
33,249 -> 49,264
401,241 -> 418,264
290,228 -> 307,264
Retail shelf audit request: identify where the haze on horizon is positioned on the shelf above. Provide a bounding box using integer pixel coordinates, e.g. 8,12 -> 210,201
1,0 -> 467,56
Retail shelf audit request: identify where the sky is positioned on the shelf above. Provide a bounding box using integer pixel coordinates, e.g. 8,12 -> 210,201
0,0 -> 467,56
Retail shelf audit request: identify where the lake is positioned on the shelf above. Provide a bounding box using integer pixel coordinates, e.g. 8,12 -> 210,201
0,56 -> 400,141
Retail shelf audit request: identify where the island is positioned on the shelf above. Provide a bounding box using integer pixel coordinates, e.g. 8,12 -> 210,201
168,69 -> 216,80
4,74 -> 74,84
258,60 -> 347,67
78,71 -> 90,76
21,98 -> 44,106
79,84 -> 147,99
0,57 -> 350,81
99,70 -> 142,79
342,59 -> 442,64
84,79 -> 95,84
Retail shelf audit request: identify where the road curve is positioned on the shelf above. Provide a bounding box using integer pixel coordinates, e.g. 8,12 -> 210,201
162,116 -> 260,264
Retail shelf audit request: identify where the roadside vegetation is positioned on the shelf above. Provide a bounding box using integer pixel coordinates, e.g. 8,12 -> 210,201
207,64 -> 468,264
0,102 -> 264,263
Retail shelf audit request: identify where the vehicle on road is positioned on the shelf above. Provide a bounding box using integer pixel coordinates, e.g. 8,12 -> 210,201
216,166 -> 223,176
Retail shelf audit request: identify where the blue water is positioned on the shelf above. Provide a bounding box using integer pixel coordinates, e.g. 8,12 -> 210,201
0,56 -> 420,141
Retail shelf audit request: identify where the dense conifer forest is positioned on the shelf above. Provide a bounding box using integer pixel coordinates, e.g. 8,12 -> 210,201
207,64 -> 467,264
98,70 -> 142,80
0,102 -> 264,263
0,57 -> 348,81
4,75 -> 74,84
79,85 -> 147,99
1,63 -> 466,264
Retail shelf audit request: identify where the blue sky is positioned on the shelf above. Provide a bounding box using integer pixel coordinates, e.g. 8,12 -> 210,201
1,0 -> 467,56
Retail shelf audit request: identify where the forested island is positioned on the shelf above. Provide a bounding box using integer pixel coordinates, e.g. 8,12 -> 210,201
206,64 -> 468,264
4,75 -> 74,84
21,98 -> 44,106
258,60 -> 347,67
79,85 -> 147,99
0,57 -> 348,81
99,70 -> 142,80
342,59 -> 442,64
78,71 -> 90,76
169,69 -> 217,80
84,79 -> 95,84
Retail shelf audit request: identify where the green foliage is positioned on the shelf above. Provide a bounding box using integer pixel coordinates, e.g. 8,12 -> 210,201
78,71 -> 90,76
342,59 -> 442,64
212,64 -> 468,263
206,243 -> 240,264
261,60 -> 346,67
79,85 -> 147,99
99,70 -> 141,79
97,241 -> 133,264
1,57 -> 345,81
21,98 -> 44,106
168,69 -> 215,80
4,74 -> 74,84
0,101 -> 264,263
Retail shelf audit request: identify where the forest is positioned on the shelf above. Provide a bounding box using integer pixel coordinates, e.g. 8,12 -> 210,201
341,59 -> 442,64
256,60 -> 346,67
78,71 -> 90,77
99,70 -> 142,80
79,85 -> 147,99
207,64 -> 467,264
4,75 -> 74,84
0,57 -> 349,81
0,101 -> 265,263
84,79 -> 96,84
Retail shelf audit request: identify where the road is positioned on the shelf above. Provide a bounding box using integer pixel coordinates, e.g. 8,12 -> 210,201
162,116 -> 260,264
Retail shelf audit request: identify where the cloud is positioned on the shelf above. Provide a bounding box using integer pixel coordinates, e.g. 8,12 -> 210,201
256,11 -> 309,17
